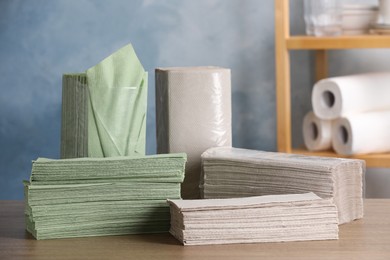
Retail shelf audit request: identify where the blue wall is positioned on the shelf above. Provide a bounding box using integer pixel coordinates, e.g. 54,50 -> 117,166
1,0 -> 285,199
4,0 -> 389,199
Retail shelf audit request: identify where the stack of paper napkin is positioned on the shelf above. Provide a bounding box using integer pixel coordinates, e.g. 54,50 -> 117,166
200,147 -> 364,224
61,44 -> 148,159
24,153 -> 186,240
61,73 -> 88,158
155,66 -> 232,199
168,193 -> 339,245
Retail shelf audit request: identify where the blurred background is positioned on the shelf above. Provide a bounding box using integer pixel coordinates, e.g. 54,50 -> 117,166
1,0 -> 389,199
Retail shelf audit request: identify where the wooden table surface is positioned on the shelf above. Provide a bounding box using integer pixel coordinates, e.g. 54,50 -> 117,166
1,200 -> 390,260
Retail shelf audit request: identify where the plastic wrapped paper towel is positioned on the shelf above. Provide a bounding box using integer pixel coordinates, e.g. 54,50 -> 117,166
155,67 -> 232,199
302,111 -> 333,151
332,110 -> 390,155
312,73 -> 390,119
61,44 -> 147,158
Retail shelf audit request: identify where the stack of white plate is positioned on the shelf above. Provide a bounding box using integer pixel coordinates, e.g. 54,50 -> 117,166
371,23 -> 390,34
371,0 -> 390,34
342,4 -> 378,35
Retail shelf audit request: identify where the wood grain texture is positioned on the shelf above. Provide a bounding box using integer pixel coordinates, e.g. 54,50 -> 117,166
1,200 -> 390,260
275,0 -> 291,153
315,50 -> 328,82
287,35 -> 390,50
292,148 -> 390,168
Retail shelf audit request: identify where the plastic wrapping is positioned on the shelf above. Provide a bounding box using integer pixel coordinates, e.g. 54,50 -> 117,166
332,110 -> 390,155
60,44 -> 147,158
302,111 -> 333,151
155,67 -> 232,199
312,72 -> 390,119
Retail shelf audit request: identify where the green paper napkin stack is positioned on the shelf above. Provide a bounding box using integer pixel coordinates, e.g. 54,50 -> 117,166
60,44 -> 148,159
24,153 -> 187,240
61,73 -> 88,158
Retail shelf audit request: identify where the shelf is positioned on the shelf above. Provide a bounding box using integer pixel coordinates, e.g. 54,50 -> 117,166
275,0 -> 390,168
292,148 -> 390,168
287,35 -> 390,50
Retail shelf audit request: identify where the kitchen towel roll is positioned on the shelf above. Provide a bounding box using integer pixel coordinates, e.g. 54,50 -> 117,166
312,72 -> 390,119
303,111 -> 333,151
332,110 -> 390,155
155,67 -> 232,199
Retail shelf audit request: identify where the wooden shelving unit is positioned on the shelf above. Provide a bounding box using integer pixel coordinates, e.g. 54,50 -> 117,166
275,0 -> 390,167
287,35 -> 390,49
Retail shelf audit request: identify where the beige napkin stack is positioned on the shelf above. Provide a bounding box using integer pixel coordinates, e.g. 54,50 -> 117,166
168,193 -> 339,245
200,147 -> 364,224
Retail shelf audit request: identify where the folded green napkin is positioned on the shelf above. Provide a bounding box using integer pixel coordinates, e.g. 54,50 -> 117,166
86,44 -> 147,157
24,153 -> 187,240
30,153 -> 187,184
61,44 -> 147,158
61,73 -> 88,158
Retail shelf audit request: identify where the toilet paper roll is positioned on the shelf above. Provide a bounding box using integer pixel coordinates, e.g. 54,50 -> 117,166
312,73 -> 390,120
155,67 -> 232,199
302,111 -> 333,151
332,110 -> 390,155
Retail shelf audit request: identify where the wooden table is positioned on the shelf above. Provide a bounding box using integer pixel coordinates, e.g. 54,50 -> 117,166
1,200 -> 390,260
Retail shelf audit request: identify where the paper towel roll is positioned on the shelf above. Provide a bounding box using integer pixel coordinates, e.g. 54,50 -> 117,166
332,110 -> 390,155
312,73 -> 390,119
302,111 -> 332,151
155,67 -> 232,199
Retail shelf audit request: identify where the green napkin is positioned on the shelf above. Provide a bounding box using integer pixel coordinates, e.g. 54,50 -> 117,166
30,153 -> 187,184
86,44 -> 147,157
25,182 -> 181,205
24,153 -> 187,240
60,44 -> 147,158
60,73 -> 88,158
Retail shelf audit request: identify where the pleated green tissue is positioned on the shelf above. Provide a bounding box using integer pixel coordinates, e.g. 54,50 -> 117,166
61,44 -> 147,158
